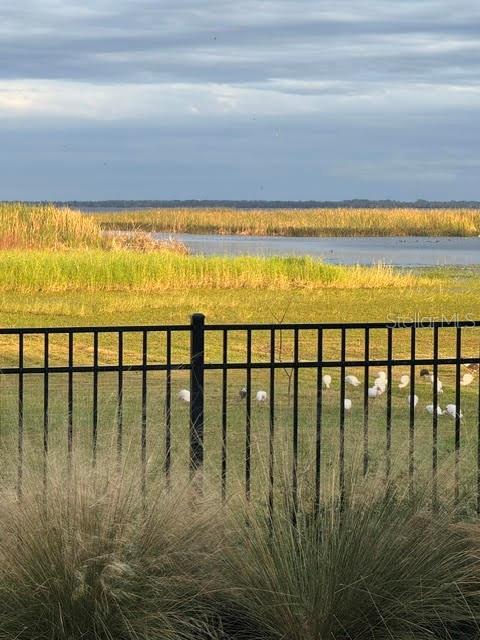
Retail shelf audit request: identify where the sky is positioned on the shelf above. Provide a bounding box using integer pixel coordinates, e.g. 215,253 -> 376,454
1,0 -> 479,201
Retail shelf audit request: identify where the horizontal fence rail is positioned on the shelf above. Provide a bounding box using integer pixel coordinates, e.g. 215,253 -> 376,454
1,315 -> 480,513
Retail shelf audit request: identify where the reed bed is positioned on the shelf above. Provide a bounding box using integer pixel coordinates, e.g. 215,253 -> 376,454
0,203 -> 104,248
0,250 -> 426,292
98,207 -> 480,237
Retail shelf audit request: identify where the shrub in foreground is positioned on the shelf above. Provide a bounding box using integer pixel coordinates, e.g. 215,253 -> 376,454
1,463 -> 480,639
220,483 -> 480,640
0,468 -> 223,640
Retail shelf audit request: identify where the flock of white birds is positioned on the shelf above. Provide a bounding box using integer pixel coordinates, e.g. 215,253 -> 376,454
177,366 -> 476,419
322,369 -> 471,418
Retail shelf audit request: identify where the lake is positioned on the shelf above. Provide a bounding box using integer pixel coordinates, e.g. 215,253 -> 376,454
153,233 -> 480,266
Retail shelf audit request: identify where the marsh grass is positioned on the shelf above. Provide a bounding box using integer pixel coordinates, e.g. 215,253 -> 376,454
98,207 -> 480,237
0,203 -> 104,249
0,203 -> 191,255
0,204 -> 427,292
0,250 -> 426,292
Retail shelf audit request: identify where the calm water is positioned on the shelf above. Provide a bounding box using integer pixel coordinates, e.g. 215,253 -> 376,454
153,233 -> 480,266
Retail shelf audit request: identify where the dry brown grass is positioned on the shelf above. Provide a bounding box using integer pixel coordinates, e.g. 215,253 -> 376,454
108,231 -> 190,254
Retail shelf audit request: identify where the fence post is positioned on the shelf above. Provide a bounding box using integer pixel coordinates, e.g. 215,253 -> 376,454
190,313 -> 205,478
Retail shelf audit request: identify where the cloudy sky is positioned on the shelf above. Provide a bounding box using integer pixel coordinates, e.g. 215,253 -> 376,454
1,0 -> 479,200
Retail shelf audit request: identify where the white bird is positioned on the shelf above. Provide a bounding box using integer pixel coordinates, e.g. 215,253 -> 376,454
374,375 -> 387,388
430,375 -> 443,393
407,394 -> 419,408
345,375 -> 360,387
445,404 -> 463,419
398,374 -> 410,389
368,386 -> 381,398
239,387 -> 247,399
344,398 -> 352,410
256,390 -> 267,402
178,389 -> 190,403
377,371 -> 387,380
460,373 -> 474,387
322,374 -> 332,389
426,404 -> 444,416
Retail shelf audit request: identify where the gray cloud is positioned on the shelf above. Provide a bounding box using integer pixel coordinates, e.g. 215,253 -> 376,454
0,0 -> 479,199
1,0 -> 480,86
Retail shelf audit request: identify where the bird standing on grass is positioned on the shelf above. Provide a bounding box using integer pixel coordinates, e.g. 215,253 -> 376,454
322,374 -> 332,389
426,404 -> 444,416
460,373 -> 474,386
345,375 -> 360,387
256,390 -> 267,402
445,404 -> 463,419
178,389 -> 190,403
408,394 -> 419,408
430,375 -> 443,393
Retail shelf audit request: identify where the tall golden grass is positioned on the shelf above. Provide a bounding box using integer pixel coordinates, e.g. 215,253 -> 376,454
98,207 -> 480,237
0,203 -> 103,248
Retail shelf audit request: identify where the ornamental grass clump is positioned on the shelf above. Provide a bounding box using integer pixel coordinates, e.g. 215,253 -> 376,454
219,477 -> 480,640
0,463 -> 224,640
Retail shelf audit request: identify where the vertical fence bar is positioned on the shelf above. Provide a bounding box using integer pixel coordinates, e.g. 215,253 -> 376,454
455,327 -> 462,506
141,330 -> 148,496
116,331 -> 123,465
245,329 -> 252,501
165,330 -> 172,486
292,328 -> 299,519
269,328 -> 276,520
386,328 -> 393,481
92,331 -> 99,464
363,328 -> 370,476
67,332 -> 74,463
190,314 -> 205,478
17,333 -> 24,499
221,329 -> 228,502
477,348 -> 480,516
409,327 -> 416,494
315,328 -> 323,515
43,333 -> 49,492
339,328 -> 346,507
432,326 -> 439,510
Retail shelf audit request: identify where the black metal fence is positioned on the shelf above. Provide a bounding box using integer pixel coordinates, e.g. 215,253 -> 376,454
1,314 -> 480,510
